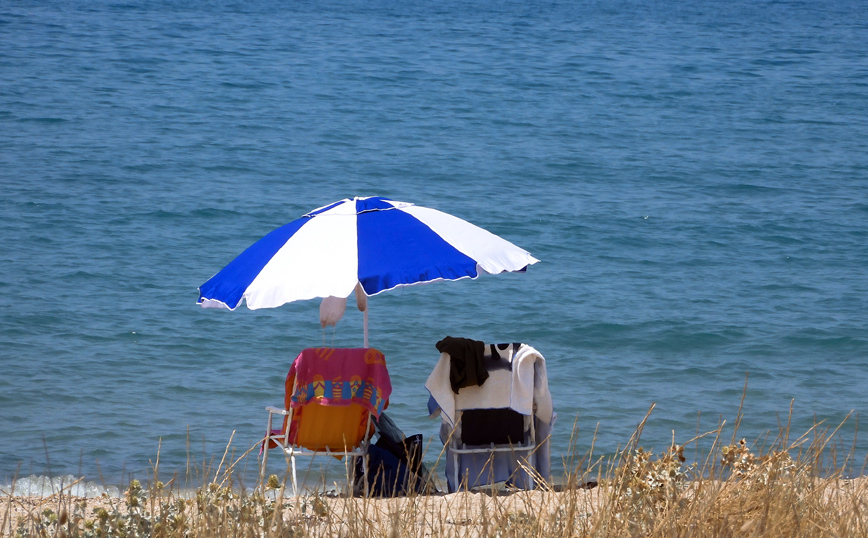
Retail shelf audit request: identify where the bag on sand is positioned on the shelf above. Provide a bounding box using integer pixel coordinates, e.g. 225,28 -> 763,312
354,432 -> 429,496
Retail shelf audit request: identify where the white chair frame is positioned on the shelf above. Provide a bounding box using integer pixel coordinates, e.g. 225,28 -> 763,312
260,405 -> 374,497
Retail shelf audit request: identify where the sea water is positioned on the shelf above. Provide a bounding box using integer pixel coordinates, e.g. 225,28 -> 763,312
1,0 -> 867,491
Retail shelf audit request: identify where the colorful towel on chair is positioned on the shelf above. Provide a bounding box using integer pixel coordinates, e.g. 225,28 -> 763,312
286,347 -> 391,417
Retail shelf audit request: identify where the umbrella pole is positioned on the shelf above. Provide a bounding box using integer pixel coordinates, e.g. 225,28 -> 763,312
363,307 -> 369,348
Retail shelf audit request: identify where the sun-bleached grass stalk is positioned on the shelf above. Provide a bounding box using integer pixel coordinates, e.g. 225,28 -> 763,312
4,402 -> 866,538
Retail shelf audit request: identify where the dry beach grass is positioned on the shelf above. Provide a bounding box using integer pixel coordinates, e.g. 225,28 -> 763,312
4,403 -> 867,538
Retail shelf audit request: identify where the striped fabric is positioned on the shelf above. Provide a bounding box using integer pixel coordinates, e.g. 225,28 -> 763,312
198,196 -> 538,310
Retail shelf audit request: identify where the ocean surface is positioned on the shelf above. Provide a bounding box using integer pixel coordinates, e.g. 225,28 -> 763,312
2,0 -> 867,492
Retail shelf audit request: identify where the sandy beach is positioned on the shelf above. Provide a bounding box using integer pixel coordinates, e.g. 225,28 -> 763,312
4,486 -> 603,537
4,474 -> 866,537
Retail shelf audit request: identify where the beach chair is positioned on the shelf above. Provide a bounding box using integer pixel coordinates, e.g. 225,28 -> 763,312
261,347 -> 391,496
425,340 -> 554,492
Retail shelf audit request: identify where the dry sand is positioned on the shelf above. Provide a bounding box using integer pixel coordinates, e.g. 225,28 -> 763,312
2,486 -> 604,536
5,477 -> 866,537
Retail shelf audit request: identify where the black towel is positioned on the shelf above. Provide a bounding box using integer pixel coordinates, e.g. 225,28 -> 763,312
435,336 -> 488,393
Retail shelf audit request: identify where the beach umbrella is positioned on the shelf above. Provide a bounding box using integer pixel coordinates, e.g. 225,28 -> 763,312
197,196 -> 538,346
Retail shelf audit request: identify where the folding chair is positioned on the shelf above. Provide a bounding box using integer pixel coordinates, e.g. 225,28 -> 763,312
425,341 -> 554,492
261,347 -> 391,496
446,407 -> 538,491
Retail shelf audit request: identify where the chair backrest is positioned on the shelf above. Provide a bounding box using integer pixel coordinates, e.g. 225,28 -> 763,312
427,341 -> 551,445
291,402 -> 371,452
282,347 -> 391,452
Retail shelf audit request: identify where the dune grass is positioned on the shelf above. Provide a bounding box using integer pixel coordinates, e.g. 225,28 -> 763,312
4,402 -> 866,538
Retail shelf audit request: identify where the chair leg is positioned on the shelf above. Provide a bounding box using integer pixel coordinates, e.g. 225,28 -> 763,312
259,437 -> 268,493
453,451 -> 459,493
290,453 -> 298,497
529,452 -> 536,490
362,454 -> 370,498
260,415 -> 273,493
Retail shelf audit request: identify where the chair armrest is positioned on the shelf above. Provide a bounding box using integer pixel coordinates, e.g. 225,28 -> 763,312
266,406 -> 290,415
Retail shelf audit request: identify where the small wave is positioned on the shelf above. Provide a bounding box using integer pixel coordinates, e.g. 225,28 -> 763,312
60,270 -> 103,281
190,207 -> 244,219
751,58 -> 803,67
166,384 -> 201,394
16,117 -> 68,123
1,475 -> 120,498
122,163 -> 167,172
783,334 -> 866,352
725,183 -> 785,194
220,81 -> 274,90
645,326 -> 742,353
108,3 -> 144,11
781,48 -> 821,55
199,164 -> 256,173
141,209 -> 186,220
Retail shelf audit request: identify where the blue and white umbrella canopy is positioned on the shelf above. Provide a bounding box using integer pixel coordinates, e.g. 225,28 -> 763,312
198,197 -> 538,344
198,197 -> 538,311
